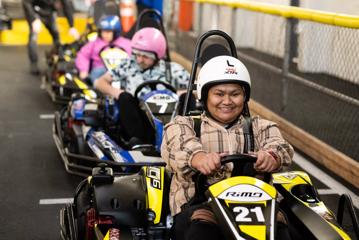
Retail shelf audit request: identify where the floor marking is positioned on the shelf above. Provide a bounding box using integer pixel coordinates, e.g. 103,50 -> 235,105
39,114 -> 55,119
39,198 -> 73,205
294,152 -> 359,208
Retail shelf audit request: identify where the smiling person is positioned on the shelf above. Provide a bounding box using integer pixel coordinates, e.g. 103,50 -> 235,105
161,55 -> 294,240
94,27 -> 190,148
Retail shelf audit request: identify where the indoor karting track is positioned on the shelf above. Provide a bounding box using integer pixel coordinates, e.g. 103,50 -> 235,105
0,46 -> 358,239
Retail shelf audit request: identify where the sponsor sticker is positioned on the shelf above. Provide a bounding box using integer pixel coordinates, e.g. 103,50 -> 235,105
218,184 -> 272,202
147,167 -> 162,189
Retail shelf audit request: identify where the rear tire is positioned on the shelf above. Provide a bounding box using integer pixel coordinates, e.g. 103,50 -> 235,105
75,183 -> 91,240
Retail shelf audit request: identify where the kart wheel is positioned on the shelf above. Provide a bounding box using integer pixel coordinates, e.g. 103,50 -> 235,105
75,183 -> 91,240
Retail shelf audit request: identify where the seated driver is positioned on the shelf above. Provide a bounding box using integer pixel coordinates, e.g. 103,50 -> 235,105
75,15 -> 132,85
95,27 -> 190,147
161,56 -> 294,240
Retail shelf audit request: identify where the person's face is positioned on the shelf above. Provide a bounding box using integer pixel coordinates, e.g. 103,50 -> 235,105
134,52 -> 156,70
101,30 -> 114,43
206,83 -> 245,125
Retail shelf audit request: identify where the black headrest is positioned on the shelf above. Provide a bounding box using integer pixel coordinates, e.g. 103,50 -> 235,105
200,43 -> 231,67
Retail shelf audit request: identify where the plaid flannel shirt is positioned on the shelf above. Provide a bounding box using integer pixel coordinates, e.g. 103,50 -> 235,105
161,114 -> 294,215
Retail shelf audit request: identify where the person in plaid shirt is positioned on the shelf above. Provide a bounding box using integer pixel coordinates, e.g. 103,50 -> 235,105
161,55 -> 294,240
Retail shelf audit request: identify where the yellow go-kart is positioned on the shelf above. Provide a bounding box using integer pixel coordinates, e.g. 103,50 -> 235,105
60,162 -> 172,240
59,153 -> 358,240
192,154 -> 358,240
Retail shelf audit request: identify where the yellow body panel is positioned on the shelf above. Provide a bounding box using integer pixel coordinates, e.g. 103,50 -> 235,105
83,89 -> 97,99
272,171 -> 351,238
209,176 -> 277,199
58,75 -> 66,85
144,166 -> 164,224
103,230 -> 110,240
63,55 -> 72,62
87,32 -> 98,42
272,171 -> 312,192
74,78 -> 97,99
328,222 -> 351,240
239,225 -> 266,240
74,78 -> 89,89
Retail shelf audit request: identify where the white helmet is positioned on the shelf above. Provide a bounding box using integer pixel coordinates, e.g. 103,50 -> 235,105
197,55 -> 251,102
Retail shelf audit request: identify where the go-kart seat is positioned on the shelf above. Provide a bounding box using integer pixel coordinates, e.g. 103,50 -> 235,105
123,9 -> 164,39
93,173 -> 147,226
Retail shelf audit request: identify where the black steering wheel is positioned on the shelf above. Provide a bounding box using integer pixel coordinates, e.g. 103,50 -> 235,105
193,154 -> 259,203
134,80 -> 177,99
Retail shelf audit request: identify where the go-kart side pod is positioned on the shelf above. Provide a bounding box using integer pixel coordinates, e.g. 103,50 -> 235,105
45,72 -> 97,104
59,165 -> 171,240
53,109 -> 166,177
273,171 -> 351,239
91,166 -> 171,239
207,176 -> 277,240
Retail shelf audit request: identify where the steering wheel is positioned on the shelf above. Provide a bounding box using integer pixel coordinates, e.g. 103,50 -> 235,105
193,154 -> 259,201
134,80 -> 177,99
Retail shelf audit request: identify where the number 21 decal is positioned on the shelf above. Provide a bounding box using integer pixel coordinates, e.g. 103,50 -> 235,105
233,206 -> 265,223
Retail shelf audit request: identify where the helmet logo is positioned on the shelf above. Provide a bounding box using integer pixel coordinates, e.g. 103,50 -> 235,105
225,60 -> 237,74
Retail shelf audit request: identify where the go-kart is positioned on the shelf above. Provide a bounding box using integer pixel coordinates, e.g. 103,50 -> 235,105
42,41 -> 97,104
53,80 -> 179,177
60,161 -> 171,240
42,8 -> 169,105
190,154 -> 359,240
59,154 -> 359,240
42,0 -> 122,104
42,41 -> 130,104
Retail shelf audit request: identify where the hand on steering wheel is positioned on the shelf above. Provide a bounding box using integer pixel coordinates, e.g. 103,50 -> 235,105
192,153 -> 258,198
254,150 -> 280,173
134,80 -> 177,99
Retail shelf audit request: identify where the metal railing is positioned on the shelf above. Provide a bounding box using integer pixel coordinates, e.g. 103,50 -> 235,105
168,0 -> 359,187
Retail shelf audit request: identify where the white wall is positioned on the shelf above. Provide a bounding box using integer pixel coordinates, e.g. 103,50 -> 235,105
301,0 -> 359,15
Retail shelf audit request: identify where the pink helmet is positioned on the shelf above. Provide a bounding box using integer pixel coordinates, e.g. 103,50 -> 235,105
131,27 -> 167,59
